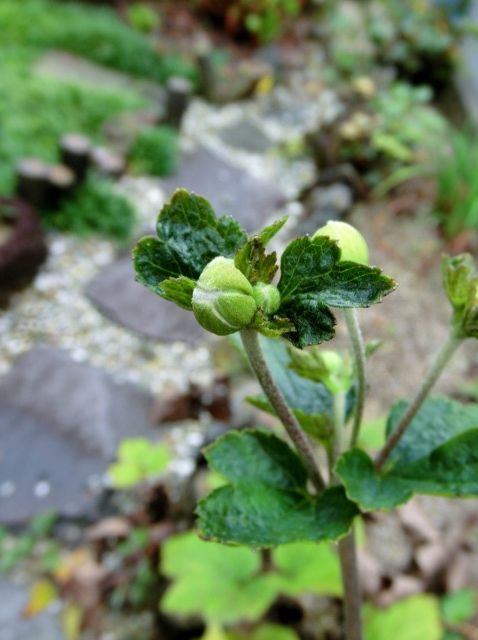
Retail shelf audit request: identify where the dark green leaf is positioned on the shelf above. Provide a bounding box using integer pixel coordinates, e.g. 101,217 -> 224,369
161,276 -> 196,310
133,190 -> 247,298
156,189 -> 247,276
197,430 -> 358,547
386,396 -> 478,467
337,397 -> 478,510
307,261 -> 396,308
336,449 -> 412,511
278,236 -> 340,302
280,295 -> 336,348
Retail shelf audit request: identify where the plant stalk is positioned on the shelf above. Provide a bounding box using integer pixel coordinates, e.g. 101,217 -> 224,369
330,387 -> 362,640
344,309 -> 366,447
240,328 -> 326,493
376,332 -> 462,470
338,530 -> 363,640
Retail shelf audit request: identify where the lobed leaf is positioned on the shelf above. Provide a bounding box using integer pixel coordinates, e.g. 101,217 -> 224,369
134,189 -> 247,297
197,430 -> 358,547
337,397 -> 478,510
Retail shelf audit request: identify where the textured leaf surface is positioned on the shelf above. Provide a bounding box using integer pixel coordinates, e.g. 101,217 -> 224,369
280,295 -> 336,348
276,236 -> 395,346
161,276 -> 196,310
161,532 -> 279,624
234,237 -> 278,284
386,396 -> 478,466
336,449 -> 412,511
364,595 -> 442,640
337,397 -> 478,510
197,430 -> 358,547
134,189 -> 247,295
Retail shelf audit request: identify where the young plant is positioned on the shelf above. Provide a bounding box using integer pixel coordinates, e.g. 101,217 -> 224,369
134,189 -> 478,639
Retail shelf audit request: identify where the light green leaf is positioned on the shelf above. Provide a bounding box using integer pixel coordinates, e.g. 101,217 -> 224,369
364,595 -> 442,640
108,438 -> 170,488
273,542 -> 342,597
230,625 -> 300,640
257,217 -> 288,245
197,430 -> 358,547
161,532 -> 279,624
161,276 -> 196,310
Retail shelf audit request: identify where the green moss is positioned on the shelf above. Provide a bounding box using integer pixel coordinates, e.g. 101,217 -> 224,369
0,49 -> 145,195
129,126 -> 180,177
0,0 -> 196,84
44,176 -> 136,242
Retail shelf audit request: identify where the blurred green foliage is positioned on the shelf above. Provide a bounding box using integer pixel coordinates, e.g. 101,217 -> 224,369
127,3 -> 160,34
129,126 -> 180,177
0,0 -> 196,84
0,49 -> 144,195
44,176 -> 136,242
432,129 -> 478,238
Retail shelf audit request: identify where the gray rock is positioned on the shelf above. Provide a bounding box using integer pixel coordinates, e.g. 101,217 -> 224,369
307,183 -> 354,215
0,345 -> 155,524
0,577 -> 63,640
298,183 -> 354,235
218,117 -> 274,154
160,146 -> 285,231
86,256 -> 205,342
457,1 -> 478,126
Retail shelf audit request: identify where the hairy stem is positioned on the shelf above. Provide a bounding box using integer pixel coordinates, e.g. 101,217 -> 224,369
376,332 -> 462,470
338,530 -> 363,640
330,387 -> 362,640
240,328 -> 326,492
331,391 -> 346,482
344,308 -> 366,447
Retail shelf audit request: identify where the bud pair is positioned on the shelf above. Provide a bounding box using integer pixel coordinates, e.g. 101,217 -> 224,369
192,257 -> 280,336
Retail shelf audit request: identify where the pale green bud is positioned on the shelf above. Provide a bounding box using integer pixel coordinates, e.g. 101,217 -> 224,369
313,220 -> 369,265
252,283 -> 281,315
192,257 -> 257,336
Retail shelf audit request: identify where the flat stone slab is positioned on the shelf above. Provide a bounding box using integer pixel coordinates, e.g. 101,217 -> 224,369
0,578 -> 63,640
218,117 -> 274,153
0,346 -> 155,524
85,257 -> 205,342
161,146 -> 285,231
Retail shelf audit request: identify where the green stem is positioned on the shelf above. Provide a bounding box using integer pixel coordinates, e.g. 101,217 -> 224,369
376,332 -> 462,470
331,391 -> 346,482
329,389 -> 362,640
344,308 -> 366,448
240,328 -> 326,493
338,529 -> 363,640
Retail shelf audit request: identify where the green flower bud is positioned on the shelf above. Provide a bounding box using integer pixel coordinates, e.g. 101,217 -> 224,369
192,257 -> 257,336
252,283 -> 281,315
313,220 -> 369,265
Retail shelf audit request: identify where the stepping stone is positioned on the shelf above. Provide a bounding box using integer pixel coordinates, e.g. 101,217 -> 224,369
0,345 -> 155,524
86,257 -> 205,342
160,146 -> 285,231
218,117 -> 274,154
0,577 -> 64,640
